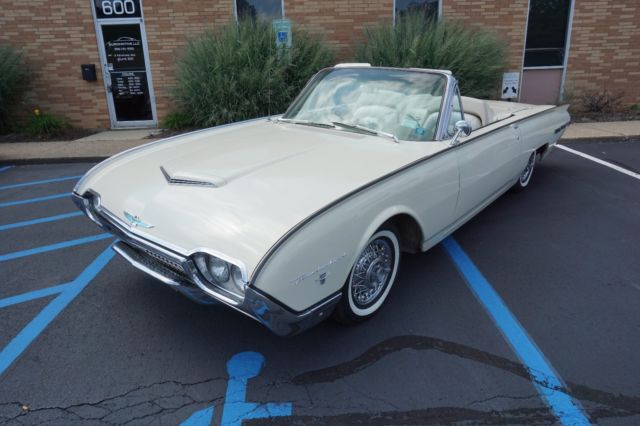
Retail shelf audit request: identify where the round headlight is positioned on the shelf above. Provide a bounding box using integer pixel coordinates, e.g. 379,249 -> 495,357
193,253 -> 246,299
208,257 -> 230,283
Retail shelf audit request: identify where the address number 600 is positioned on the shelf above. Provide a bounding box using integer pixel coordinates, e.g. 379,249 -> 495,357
101,0 -> 136,15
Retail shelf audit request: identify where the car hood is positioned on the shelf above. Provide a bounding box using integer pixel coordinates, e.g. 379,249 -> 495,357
76,119 -> 446,277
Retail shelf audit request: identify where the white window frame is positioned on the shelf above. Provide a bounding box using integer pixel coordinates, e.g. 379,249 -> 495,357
393,0 -> 442,27
234,0 -> 285,21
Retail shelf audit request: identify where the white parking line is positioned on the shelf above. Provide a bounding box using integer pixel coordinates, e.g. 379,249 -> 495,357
556,144 -> 640,180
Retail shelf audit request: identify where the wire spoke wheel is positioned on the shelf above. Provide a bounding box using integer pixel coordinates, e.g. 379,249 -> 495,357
351,238 -> 394,308
519,152 -> 536,186
333,228 -> 401,323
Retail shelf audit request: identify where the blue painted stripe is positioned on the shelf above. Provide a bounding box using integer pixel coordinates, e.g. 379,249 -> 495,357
180,407 -> 215,426
0,175 -> 82,190
0,247 -> 114,375
0,212 -> 83,231
0,233 -> 112,262
0,166 -> 14,173
0,193 -> 70,208
442,237 -> 590,426
0,283 -> 73,309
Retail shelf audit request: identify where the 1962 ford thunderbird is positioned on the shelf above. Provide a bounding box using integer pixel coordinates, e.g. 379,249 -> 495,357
73,64 -> 570,336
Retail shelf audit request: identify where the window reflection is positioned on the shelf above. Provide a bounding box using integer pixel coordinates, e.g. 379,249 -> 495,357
236,0 -> 283,21
395,0 -> 439,22
284,68 -> 447,141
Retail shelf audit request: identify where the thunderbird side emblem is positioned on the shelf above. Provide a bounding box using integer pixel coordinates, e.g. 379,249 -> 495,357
123,211 -> 154,229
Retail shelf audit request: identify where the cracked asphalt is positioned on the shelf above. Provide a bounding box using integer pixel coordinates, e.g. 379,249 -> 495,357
0,139 -> 639,425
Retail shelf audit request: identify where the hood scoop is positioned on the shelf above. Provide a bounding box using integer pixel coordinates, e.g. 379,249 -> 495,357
160,166 -> 227,188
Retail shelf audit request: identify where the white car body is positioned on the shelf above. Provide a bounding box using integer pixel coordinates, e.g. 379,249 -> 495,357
74,66 -> 570,335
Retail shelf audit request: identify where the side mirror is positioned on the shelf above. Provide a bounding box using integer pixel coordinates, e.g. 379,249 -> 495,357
450,120 -> 472,146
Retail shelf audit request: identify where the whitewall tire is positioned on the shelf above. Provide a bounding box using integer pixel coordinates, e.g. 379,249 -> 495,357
333,228 -> 401,323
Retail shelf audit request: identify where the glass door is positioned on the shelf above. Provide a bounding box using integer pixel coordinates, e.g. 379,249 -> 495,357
92,0 -> 156,128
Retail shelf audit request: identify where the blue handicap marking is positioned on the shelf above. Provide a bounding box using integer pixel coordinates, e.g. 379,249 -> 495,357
181,407 -> 214,426
180,351 -> 292,426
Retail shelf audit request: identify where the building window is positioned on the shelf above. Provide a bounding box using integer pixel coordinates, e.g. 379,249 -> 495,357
394,0 -> 440,23
235,0 -> 284,22
524,0 -> 572,67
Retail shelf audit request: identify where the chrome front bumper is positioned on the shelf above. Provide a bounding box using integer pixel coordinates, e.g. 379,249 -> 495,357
72,191 -> 340,336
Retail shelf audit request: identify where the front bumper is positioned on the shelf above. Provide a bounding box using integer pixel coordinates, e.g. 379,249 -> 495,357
72,191 -> 340,336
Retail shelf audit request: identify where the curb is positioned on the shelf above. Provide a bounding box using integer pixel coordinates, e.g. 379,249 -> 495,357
0,157 -> 108,166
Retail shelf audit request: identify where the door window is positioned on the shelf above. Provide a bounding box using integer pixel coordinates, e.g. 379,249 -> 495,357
102,24 -> 153,122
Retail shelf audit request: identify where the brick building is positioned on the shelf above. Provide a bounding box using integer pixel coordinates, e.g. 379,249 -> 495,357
0,0 -> 638,129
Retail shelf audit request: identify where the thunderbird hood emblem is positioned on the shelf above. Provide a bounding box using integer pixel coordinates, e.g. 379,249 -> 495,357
123,211 -> 154,228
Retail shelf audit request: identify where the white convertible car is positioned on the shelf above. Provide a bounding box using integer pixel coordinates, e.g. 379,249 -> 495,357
74,64 -> 569,336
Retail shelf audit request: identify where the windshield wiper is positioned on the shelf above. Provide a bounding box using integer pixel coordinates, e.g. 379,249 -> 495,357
332,121 -> 399,143
275,117 -> 336,129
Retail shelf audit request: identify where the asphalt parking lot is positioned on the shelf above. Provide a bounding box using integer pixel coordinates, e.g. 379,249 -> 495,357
0,139 -> 638,425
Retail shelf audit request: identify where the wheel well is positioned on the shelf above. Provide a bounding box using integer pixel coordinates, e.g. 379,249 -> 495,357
537,143 -> 549,157
382,214 -> 423,254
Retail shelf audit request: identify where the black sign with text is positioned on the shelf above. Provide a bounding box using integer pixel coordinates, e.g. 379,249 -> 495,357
102,24 -> 152,121
94,0 -> 142,19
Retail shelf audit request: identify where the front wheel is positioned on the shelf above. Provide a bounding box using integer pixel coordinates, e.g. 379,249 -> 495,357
513,151 -> 537,192
333,228 -> 400,324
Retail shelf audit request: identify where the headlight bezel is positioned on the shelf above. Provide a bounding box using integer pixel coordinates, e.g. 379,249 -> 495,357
190,251 -> 248,303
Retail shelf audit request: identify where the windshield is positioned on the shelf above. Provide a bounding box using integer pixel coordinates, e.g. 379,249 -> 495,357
283,68 -> 447,141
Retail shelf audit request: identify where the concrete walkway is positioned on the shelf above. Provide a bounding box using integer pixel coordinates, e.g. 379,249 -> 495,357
1,121 -> 639,164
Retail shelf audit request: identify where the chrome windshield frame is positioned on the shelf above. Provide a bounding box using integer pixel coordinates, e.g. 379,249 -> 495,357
282,65 -> 457,143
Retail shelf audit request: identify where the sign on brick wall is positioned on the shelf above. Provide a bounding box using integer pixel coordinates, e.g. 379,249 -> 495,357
94,0 -> 142,20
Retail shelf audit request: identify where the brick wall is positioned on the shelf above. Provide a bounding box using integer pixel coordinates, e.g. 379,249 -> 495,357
143,0 -> 234,122
441,0 -> 529,71
286,0 -> 393,61
1,0 -> 638,129
0,0 -> 109,128
565,0 -> 640,106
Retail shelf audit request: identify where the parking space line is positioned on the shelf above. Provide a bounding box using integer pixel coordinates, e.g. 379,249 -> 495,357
0,193 -> 70,208
556,144 -> 640,180
0,246 -> 115,375
0,233 -> 111,262
0,166 -> 13,173
0,283 -> 73,309
0,212 -> 83,231
442,237 -> 590,426
0,175 -> 82,191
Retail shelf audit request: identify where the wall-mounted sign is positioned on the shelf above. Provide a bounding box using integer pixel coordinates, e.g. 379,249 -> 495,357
94,0 -> 142,19
272,19 -> 292,48
105,36 -> 144,70
501,72 -> 520,99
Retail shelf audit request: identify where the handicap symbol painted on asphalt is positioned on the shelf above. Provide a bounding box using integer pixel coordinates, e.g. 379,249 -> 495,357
180,351 -> 292,426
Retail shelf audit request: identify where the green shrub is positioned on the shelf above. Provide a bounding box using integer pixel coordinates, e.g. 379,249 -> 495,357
162,111 -> 194,130
0,45 -> 29,132
27,111 -> 69,138
173,19 -> 334,128
355,14 -> 508,98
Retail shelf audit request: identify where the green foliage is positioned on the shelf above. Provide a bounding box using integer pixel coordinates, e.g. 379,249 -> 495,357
0,45 -> 29,132
173,19 -> 334,128
355,14 -> 508,98
27,112 -> 69,138
162,111 -> 194,130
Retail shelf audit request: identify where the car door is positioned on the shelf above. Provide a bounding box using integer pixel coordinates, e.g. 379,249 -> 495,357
453,112 -> 522,220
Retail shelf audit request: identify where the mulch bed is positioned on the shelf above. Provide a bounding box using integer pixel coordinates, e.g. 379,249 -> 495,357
0,128 -> 100,143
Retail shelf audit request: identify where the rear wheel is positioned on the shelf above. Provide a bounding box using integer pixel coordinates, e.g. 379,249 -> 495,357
333,228 -> 400,324
513,151 -> 536,191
